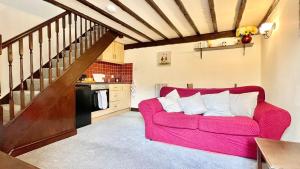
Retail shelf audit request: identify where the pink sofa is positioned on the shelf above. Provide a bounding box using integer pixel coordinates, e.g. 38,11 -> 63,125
138,86 -> 291,159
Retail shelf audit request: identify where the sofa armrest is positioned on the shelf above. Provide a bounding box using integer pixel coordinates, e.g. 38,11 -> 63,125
253,102 -> 291,139
138,98 -> 163,139
138,98 -> 163,121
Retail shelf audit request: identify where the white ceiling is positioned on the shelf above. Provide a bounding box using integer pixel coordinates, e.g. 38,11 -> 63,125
52,0 -> 274,44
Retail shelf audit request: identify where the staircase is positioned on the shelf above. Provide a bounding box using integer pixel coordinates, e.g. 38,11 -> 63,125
0,11 -> 118,156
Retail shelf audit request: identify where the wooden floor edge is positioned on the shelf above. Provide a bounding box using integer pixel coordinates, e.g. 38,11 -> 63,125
9,129 -> 77,157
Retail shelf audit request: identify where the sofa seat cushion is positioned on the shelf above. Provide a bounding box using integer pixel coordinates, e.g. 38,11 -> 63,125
153,111 -> 199,129
198,116 -> 259,136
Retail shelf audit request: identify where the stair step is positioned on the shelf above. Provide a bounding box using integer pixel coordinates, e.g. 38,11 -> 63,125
51,56 -> 76,68
1,104 -> 21,125
26,78 -> 50,91
43,67 -> 64,79
13,90 -> 40,106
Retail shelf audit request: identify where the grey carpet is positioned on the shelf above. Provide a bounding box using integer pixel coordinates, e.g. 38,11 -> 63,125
18,112 -> 260,169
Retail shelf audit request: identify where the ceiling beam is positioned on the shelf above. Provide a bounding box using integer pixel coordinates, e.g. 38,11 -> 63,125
110,0 -> 168,39
43,0 -> 141,43
174,0 -> 200,35
77,0 -> 155,42
258,0 -> 280,27
145,0 -> 183,38
208,0 -> 218,32
234,0 -> 247,29
125,30 -> 235,50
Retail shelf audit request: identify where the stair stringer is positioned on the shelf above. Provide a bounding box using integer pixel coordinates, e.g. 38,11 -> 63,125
0,31 -> 118,156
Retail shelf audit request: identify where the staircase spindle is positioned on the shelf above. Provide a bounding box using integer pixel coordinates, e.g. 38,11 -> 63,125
47,24 -> 53,84
7,45 -> 14,119
0,105 -> 3,125
62,15 -> 66,70
39,28 -> 44,91
29,34 -> 34,100
102,26 -> 106,36
55,20 -> 60,77
85,19 -> 88,49
80,17 -> 83,56
94,24 -> 97,43
19,39 -> 25,109
89,21 -> 93,46
74,14 -> 78,60
98,24 -> 101,39
99,25 -> 103,38
68,13 -> 72,65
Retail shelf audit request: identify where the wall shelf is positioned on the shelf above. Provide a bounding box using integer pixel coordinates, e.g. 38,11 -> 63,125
194,43 -> 254,58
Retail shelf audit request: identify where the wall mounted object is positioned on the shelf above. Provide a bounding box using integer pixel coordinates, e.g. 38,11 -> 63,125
157,51 -> 171,65
194,43 -> 253,57
259,22 -> 276,39
236,26 -> 258,44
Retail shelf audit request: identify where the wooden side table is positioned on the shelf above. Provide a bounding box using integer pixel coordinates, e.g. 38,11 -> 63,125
256,138 -> 300,169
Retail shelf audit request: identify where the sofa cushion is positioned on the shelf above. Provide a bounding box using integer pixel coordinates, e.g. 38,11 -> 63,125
198,116 -> 259,136
153,111 -> 199,129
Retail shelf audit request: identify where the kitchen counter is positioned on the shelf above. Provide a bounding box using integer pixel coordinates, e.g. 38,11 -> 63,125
76,82 -> 132,85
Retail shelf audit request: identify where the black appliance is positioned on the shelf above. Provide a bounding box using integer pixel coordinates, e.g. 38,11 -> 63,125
75,84 -> 109,128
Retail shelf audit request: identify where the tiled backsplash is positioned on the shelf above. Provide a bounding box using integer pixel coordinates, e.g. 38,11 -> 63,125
84,61 -> 133,83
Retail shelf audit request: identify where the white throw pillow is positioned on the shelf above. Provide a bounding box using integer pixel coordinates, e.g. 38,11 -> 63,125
157,89 -> 182,112
202,91 -> 233,116
178,93 -> 207,115
230,92 -> 259,117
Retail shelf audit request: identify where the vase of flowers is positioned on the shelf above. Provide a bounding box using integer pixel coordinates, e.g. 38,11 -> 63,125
236,26 -> 258,44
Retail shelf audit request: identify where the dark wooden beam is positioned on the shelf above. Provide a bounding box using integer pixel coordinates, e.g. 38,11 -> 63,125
145,0 -> 183,38
43,0 -> 141,43
208,0 -> 218,32
258,0 -> 280,27
125,30 -> 235,50
110,0 -> 168,39
235,0 -> 247,29
77,0 -> 154,42
174,0 -> 200,35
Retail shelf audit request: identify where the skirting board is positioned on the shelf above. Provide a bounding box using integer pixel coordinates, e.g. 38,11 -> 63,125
130,107 -> 139,112
9,129 -> 77,157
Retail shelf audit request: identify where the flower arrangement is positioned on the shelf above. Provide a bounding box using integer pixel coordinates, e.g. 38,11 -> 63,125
236,26 -> 258,44
236,26 -> 258,37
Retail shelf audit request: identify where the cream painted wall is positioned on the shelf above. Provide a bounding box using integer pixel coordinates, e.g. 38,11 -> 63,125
261,0 -> 300,142
0,1 -> 85,99
125,37 -> 262,108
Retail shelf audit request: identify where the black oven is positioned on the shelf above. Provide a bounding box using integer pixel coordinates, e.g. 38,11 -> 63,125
75,84 -> 109,128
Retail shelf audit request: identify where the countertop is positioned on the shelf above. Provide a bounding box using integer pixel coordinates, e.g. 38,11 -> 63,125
76,81 -> 132,85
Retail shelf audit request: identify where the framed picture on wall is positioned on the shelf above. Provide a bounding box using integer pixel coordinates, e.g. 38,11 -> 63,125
157,51 -> 171,65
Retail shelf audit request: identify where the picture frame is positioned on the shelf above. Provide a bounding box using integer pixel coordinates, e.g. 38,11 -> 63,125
157,51 -> 171,65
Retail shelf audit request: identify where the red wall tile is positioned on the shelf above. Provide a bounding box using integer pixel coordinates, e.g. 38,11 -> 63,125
84,61 -> 133,83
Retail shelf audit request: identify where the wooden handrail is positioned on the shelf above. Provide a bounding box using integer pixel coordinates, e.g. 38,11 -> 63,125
43,0 -> 139,43
2,11 -> 69,49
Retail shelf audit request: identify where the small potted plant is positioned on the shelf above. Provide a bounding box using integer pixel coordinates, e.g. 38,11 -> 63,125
236,26 -> 258,44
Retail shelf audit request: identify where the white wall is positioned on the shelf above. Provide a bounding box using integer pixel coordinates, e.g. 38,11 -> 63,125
0,0 -> 64,98
261,0 -> 300,142
0,1 -> 85,99
125,37 -> 262,108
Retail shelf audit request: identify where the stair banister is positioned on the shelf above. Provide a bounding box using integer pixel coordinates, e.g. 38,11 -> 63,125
68,13 -> 72,65
29,34 -> 34,100
47,24 -> 53,84
55,20 -> 60,77
18,39 -> 25,109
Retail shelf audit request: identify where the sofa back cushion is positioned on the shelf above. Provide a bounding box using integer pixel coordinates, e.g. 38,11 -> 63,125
160,86 -> 265,103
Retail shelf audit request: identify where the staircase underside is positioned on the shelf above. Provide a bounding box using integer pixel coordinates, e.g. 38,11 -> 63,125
0,31 -> 118,156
